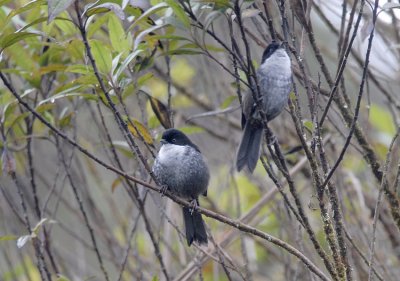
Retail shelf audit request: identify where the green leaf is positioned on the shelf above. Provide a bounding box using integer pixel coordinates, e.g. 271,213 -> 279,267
48,0 -> 74,22
35,103 -> 55,113
2,101 -> 17,124
59,111 -> 74,128
165,0 -> 190,28
39,64 -> 67,75
303,120 -> 314,133
39,92 -> 94,106
369,104 -> 396,135
56,274 -> 72,281
4,112 -> 30,134
150,34 -> 190,41
221,95 -> 237,109
108,14 -> 130,53
4,0 -> 47,27
65,64 -> 90,74
0,235 -> 18,241
178,126 -> 205,135
16,16 -> 49,32
0,32 -> 41,50
133,23 -> 167,50
163,49 -> 203,56
89,39 -> 112,74
111,141 -> 134,158
85,3 -> 125,20
127,2 -> 168,32
87,13 -> 110,38
114,49 -> 143,80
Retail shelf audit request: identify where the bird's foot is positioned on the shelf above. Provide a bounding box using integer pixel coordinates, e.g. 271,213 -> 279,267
189,199 -> 198,215
159,185 -> 169,197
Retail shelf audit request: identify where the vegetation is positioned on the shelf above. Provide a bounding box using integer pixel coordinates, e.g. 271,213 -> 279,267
1,0 -> 400,280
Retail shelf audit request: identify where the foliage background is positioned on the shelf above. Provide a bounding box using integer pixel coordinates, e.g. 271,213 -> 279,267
1,0 -> 400,281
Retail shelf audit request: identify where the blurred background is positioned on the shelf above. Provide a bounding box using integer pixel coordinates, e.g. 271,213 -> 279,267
1,0 -> 400,280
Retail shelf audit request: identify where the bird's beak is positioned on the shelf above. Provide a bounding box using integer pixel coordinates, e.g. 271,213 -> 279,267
160,139 -> 167,145
279,42 -> 285,48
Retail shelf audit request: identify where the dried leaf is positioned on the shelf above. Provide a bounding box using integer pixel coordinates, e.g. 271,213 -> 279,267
141,92 -> 172,129
128,119 -> 154,145
1,149 -> 15,175
111,177 -> 122,193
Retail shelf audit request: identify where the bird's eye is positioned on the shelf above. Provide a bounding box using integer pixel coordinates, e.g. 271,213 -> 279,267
172,138 -> 176,143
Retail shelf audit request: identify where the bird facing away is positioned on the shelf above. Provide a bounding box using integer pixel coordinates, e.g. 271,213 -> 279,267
236,42 -> 292,173
152,129 -> 209,246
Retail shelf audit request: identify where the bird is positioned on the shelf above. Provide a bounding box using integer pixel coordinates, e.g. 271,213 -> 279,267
236,42 -> 292,173
152,128 -> 209,246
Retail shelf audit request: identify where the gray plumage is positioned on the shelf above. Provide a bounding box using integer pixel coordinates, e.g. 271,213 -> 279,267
237,43 -> 292,173
152,129 -> 209,246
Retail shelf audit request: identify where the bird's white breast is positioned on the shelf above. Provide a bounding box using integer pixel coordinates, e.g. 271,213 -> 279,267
157,143 -> 188,164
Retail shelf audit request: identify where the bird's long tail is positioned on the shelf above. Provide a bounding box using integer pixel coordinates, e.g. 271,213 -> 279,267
182,205 -> 208,246
236,122 -> 263,173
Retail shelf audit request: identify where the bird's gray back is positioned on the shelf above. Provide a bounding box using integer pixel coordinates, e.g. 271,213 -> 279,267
258,49 -> 291,121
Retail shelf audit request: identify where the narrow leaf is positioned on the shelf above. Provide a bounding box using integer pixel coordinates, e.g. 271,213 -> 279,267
111,177 -> 122,192
133,23 -> 166,50
32,218 -> 48,234
0,235 -> 18,241
48,0 -> 74,23
127,3 -> 168,32
89,40 -> 112,74
56,274 -> 72,281
86,3 -> 125,20
165,0 -> 190,28
221,95 -> 237,109
5,0 -> 47,27
108,14 -> 129,53
39,64 -> 67,75
114,49 -> 143,79
0,32 -> 40,50
128,119 -> 154,145
141,92 -> 172,129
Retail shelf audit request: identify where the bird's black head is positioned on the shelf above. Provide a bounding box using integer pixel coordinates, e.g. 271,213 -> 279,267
261,42 -> 281,64
161,129 -> 200,151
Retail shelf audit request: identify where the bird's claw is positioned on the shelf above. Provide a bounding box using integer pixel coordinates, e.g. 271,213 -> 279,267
160,185 -> 169,197
189,199 -> 198,215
